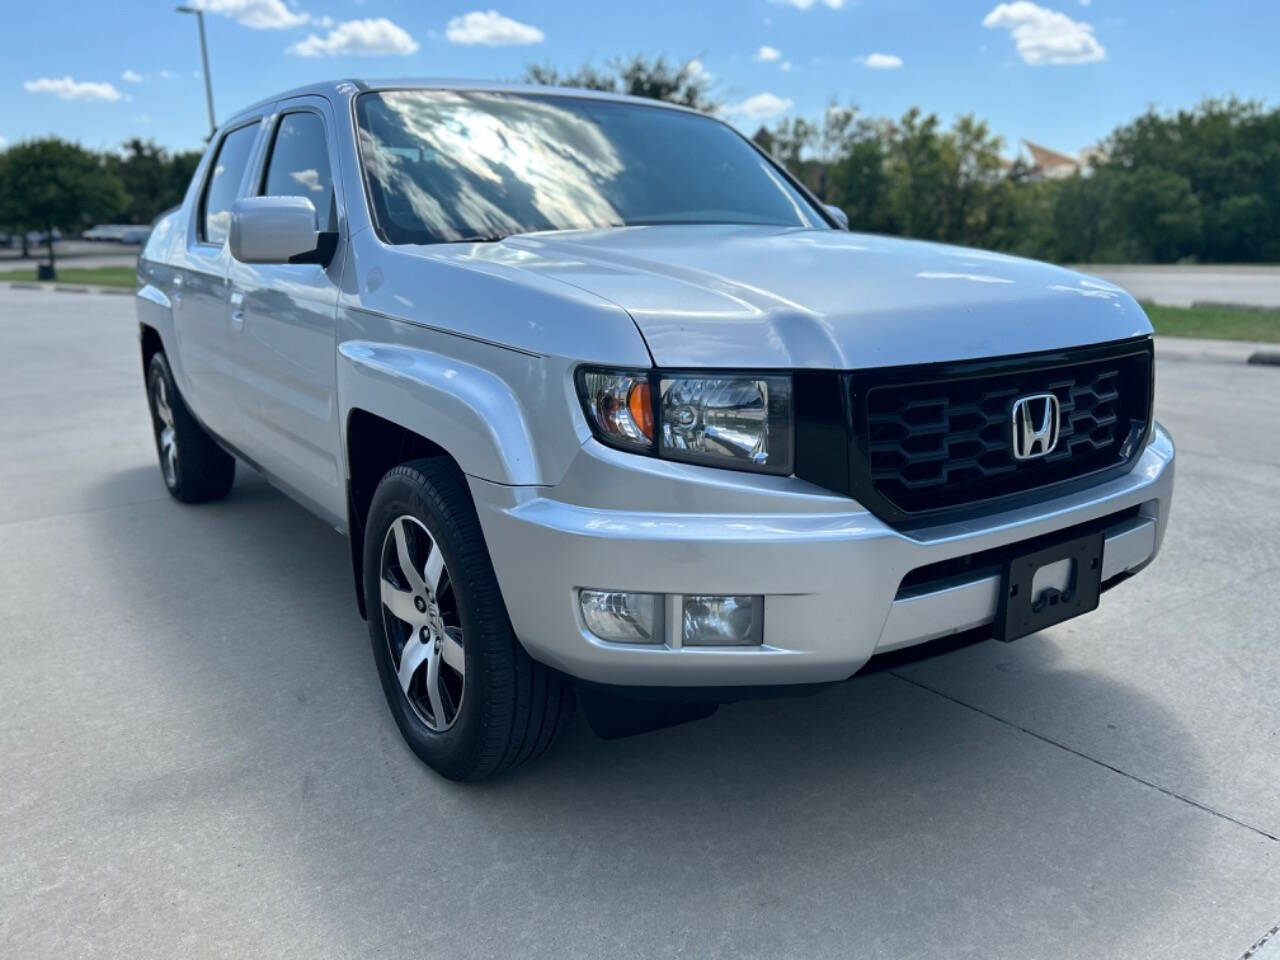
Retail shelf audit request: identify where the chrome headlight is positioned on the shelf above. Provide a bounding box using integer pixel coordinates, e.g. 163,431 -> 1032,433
576,368 -> 794,475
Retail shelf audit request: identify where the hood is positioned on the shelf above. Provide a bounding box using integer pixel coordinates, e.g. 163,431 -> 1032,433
469,225 -> 1151,369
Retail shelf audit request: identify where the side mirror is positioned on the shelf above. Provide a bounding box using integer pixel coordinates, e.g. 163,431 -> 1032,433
229,196 -> 334,265
824,204 -> 850,230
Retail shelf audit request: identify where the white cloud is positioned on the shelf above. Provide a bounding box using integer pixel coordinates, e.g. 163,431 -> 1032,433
861,52 -> 904,69
781,60 -> 792,71
0,136 -> 7,148
445,10 -> 544,45
288,17 -> 419,57
685,58 -> 712,82
723,92 -> 794,120
755,45 -> 782,62
191,0 -> 308,29
158,69 -> 178,80
122,69 -> 144,83
770,0 -> 844,9
290,169 -> 325,192
982,2 -> 1106,65
23,76 -> 124,102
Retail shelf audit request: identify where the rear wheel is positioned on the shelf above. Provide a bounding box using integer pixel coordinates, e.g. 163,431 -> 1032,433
145,352 -> 235,503
363,458 -> 574,780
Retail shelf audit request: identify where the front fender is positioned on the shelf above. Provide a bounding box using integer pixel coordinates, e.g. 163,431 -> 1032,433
337,340 -> 543,486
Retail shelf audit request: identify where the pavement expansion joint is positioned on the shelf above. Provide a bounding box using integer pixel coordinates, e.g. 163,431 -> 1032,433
890,671 -> 1280,844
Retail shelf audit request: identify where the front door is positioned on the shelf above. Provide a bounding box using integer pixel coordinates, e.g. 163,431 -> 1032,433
227,98 -> 347,525
171,120 -> 261,437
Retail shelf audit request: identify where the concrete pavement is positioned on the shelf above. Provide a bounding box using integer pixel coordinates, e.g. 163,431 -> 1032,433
1,288 -> 1277,959
1075,264 -> 1280,308
0,241 -> 139,273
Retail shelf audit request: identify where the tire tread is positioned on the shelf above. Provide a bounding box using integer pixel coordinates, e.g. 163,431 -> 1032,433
368,458 -> 573,780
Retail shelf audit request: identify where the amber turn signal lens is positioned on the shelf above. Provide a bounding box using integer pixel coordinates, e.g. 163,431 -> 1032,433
627,381 -> 654,441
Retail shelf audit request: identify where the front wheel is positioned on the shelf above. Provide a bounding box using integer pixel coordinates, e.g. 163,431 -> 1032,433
363,459 -> 574,781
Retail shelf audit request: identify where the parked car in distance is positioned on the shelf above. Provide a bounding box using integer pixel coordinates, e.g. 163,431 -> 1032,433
136,81 -> 1175,780
85,224 -> 151,244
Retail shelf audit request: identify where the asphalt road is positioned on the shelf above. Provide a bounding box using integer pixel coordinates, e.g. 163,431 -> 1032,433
1073,264 -> 1280,308
2,287 -> 1278,960
0,242 -> 139,273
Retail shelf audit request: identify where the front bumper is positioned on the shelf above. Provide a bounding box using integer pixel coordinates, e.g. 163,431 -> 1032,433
471,423 -> 1175,687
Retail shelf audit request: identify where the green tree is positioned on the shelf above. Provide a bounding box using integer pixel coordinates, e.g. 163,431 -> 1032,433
1046,172 -> 1113,263
1110,167 -> 1203,262
1102,99 -> 1280,261
105,138 -> 202,224
0,138 -> 126,276
523,54 -> 719,112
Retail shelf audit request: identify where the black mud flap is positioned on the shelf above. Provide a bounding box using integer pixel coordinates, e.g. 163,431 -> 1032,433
577,688 -> 719,740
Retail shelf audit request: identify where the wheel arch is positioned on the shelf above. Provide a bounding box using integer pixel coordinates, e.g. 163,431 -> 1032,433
337,339 -> 553,619
140,322 -> 164,373
344,408 -> 468,620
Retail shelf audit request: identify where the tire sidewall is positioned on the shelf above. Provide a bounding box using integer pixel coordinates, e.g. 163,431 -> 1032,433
363,468 -> 492,776
146,353 -> 182,495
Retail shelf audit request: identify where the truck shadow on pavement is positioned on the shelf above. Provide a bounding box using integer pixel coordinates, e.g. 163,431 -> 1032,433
81,464 -> 1236,958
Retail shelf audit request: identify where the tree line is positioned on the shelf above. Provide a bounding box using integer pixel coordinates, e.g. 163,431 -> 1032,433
0,138 -> 199,257
2,56 -> 1277,265
522,57 -> 1280,264
756,97 -> 1280,264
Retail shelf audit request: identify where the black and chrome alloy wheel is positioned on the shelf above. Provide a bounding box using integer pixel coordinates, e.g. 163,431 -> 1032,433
143,351 -> 235,504
379,515 -> 466,731
149,369 -> 179,489
363,459 -> 574,780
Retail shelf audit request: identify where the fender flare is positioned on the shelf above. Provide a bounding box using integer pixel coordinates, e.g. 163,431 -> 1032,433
337,340 -> 542,487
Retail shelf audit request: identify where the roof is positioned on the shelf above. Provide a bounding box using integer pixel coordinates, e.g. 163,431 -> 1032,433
222,78 -> 701,130
1022,140 -> 1081,171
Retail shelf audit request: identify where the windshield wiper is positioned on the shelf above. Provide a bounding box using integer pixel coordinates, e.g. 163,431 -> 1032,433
439,234 -> 509,244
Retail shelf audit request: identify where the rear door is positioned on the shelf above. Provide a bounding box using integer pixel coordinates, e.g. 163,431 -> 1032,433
171,119 -> 263,438
227,96 -> 347,524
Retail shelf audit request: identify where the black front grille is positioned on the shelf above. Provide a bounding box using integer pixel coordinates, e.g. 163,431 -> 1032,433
825,339 -> 1154,524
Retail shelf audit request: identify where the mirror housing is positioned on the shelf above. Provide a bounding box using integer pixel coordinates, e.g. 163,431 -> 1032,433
229,196 -> 334,265
824,204 -> 850,230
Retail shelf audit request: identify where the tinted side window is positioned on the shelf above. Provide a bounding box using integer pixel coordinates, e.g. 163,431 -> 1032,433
201,124 -> 258,245
261,112 -> 335,231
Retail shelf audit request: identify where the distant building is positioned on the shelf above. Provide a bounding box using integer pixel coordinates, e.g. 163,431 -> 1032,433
1021,140 -> 1106,181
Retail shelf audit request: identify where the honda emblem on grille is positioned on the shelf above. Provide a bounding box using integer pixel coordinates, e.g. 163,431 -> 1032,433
1010,393 -> 1061,460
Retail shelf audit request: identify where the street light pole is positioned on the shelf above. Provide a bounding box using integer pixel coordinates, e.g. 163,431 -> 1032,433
176,6 -> 216,138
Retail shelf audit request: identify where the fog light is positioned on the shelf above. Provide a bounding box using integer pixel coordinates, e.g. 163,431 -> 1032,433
579,590 -> 663,644
682,595 -> 763,646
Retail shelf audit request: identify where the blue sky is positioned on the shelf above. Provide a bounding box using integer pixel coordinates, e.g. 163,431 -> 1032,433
1,0 -> 1274,159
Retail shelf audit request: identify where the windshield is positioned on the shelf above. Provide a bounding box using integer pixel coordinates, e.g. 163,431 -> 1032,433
354,90 -> 827,244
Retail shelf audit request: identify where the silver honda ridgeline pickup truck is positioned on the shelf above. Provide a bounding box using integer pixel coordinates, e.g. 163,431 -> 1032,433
137,81 -> 1174,780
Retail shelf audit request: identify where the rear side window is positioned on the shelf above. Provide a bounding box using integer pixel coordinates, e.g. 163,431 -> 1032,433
261,112 -> 335,231
200,124 -> 258,245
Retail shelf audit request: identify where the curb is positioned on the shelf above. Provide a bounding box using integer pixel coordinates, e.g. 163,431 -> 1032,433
7,282 -> 133,296
1155,335 -> 1279,368
1191,300 -> 1276,313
